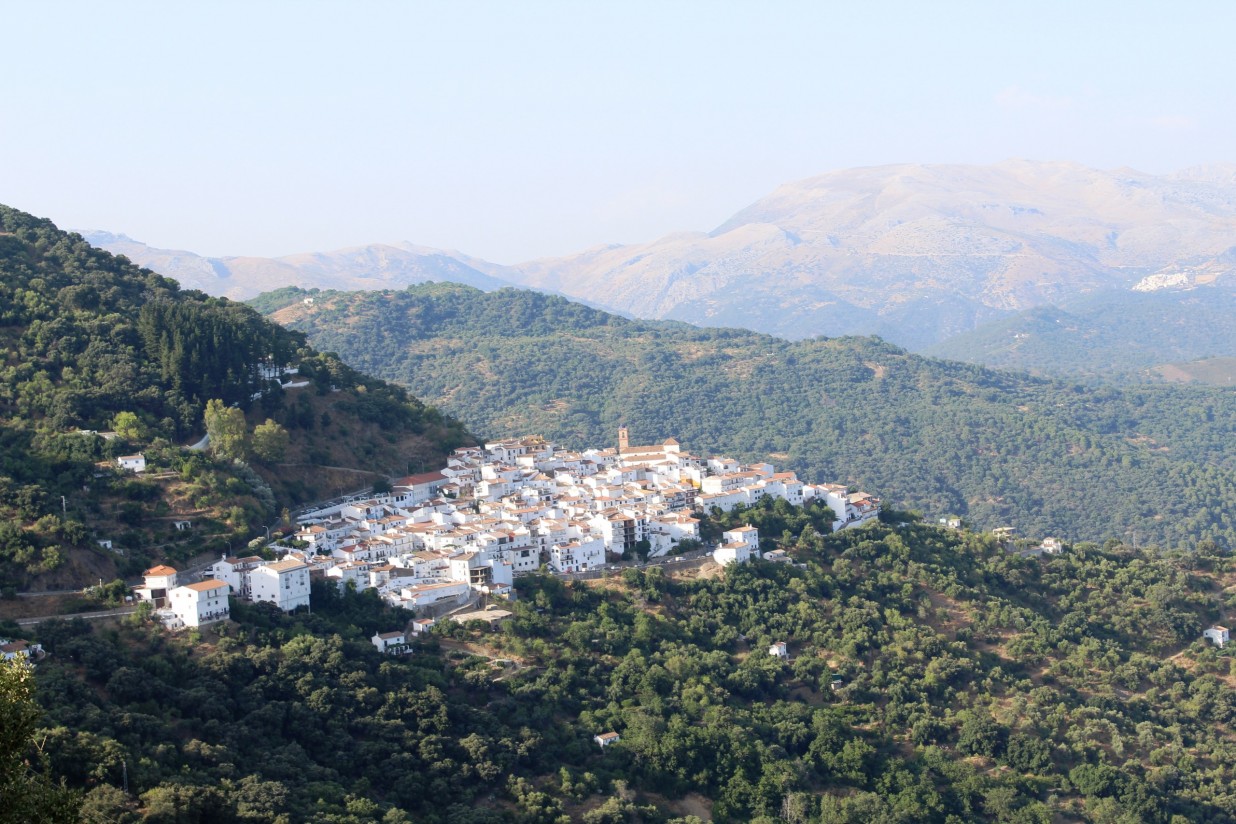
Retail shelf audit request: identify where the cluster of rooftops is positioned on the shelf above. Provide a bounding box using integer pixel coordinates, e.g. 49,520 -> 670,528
124,432 -> 879,630
279,430 -> 880,614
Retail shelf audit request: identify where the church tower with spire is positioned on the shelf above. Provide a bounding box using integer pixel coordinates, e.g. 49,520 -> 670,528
617,426 -> 629,454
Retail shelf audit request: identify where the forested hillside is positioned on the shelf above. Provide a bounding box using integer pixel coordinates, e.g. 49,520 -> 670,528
0,207 -> 469,588
925,289 -> 1236,379
18,517 -> 1236,822
259,284 -> 1236,549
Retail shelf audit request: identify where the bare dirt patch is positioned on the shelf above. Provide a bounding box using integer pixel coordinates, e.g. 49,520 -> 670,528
920,588 -> 973,641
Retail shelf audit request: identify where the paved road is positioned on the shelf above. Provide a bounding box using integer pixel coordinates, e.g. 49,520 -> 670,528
17,607 -> 137,627
15,588 -> 92,598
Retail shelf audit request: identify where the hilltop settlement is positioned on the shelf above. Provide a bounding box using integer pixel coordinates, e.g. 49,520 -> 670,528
137,429 -> 879,629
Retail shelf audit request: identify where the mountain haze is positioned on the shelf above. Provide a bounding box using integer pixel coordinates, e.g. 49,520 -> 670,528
83,232 -> 516,299
926,288 -> 1236,379
504,160 -> 1236,348
92,161 -> 1236,351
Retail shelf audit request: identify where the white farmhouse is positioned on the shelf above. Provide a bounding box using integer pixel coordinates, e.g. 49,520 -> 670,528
169,580 -> 230,627
1204,626 -> 1229,648
1038,537 -> 1064,555
250,558 -> 311,612
0,639 -> 43,662
371,630 -> 409,654
117,453 -> 147,473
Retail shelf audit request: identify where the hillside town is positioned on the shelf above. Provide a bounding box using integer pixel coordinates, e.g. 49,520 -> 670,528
134,430 -> 879,629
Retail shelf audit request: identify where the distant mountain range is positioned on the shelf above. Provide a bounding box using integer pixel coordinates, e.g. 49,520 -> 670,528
88,159 -> 1236,353
253,282 -> 1236,547
83,231 -> 517,298
925,288 -> 1236,380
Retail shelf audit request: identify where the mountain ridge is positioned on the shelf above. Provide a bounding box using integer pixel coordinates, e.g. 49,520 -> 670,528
91,159 -> 1236,351
81,231 -> 518,299
256,282 -> 1236,550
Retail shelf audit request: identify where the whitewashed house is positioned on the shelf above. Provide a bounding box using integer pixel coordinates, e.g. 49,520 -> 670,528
208,555 -> 264,599
325,561 -> 372,592
646,512 -> 701,557
169,580 -> 230,627
371,630 -> 410,654
410,617 -> 437,635
1204,626 -> 1229,648
117,453 -> 147,473
0,639 -> 43,661
594,732 -> 621,748
135,565 -> 178,607
714,526 -> 760,567
769,641 -> 788,659
250,558 -> 311,612
391,580 -> 470,610
549,537 -> 606,573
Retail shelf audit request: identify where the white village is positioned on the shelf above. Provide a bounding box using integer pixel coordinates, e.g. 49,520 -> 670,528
133,428 -> 880,645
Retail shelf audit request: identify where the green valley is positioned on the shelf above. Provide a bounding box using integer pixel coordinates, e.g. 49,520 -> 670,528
257,284 -> 1236,550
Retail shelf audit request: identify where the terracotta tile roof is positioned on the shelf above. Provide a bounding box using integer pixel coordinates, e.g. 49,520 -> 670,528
183,580 -> 228,593
265,559 -> 308,572
394,471 -> 447,487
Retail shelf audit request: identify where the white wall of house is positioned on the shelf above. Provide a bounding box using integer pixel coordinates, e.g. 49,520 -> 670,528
250,560 -> 311,611
550,537 -> 606,573
169,582 -> 230,627
371,632 -> 407,653
722,526 -> 760,552
118,454 -> 147,473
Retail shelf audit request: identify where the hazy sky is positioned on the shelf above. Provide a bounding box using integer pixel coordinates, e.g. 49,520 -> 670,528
3,2 -> 1233,263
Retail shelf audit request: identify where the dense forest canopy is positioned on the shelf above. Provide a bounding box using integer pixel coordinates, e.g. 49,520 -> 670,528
258,284 -> 1236,549
924,289 -> 1236,381
0,207 -> 305,434
17,515 -> 1236,823
0,207 -> 470,587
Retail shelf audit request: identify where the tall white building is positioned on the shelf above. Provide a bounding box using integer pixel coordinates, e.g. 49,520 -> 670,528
250,558 -> 311,611
169,580 -> 230,627
714,526 -> 760,566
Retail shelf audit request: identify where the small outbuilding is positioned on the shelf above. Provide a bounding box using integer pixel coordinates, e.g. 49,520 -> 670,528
594,732 -> 621,748
1204,626 -> 1229,648
117,454 -> 147,473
